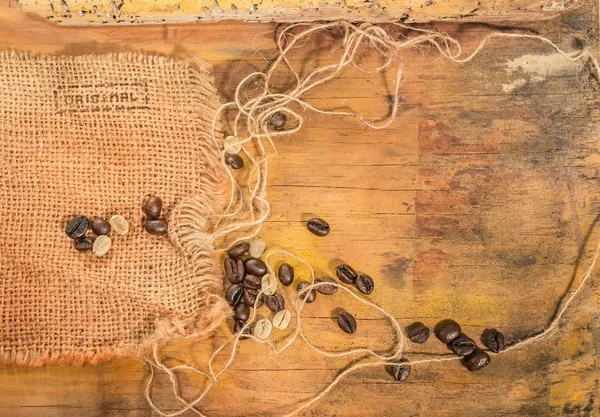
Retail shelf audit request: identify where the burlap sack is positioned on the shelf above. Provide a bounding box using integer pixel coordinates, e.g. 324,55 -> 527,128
0,51 -> 230,366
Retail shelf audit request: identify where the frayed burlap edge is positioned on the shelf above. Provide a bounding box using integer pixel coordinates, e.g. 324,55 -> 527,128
0,52 -> 231,367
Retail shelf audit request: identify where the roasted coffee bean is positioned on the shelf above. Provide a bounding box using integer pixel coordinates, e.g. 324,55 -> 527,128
482,329 -> 505,353
74,236 -> 93,252
406,322 -> 430,344
435,319 -> 462,344
248,237 -> 266,258
92,235 -> 111,258
278,263 -> 294,286
234,303 -> 250,321
234,320 -> 250,339
225,284 -> 244,306
225,257 -> 245,284
266,293 -> 284,312
228,242 -> 249,258
91,217 -> 111,236
243,289 -> 264,308
253,319 -> 272,340
386,358 -> 411,382
244,257 -> 267,276
449,334 -> 476,356
337,311 -> 357,334
272,309 -> 291,330
315,276 -> 338,295
243,274 -> 261,290
355,274 -> 374,294
335,264 -> 357,284
145,219 -> 168,235
109,215 -> 129,235
463,349 -> 491,372
143,196 -> 163,219
266,112 -> 287,131
296,281 -> 316,303
66,215 -> 90,239
307,218 -> 330,236
261,274 -> 277,296
225,154 -> 244,169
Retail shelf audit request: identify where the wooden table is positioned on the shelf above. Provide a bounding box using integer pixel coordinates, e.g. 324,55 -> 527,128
1,1 -> 599,415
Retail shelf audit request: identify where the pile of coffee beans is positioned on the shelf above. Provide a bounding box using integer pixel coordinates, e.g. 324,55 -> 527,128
143,196 -> 168,236
65,214 -> 129,258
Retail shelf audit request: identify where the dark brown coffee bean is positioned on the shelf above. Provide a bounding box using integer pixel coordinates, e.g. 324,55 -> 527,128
228,242 -> 249,258
145,219 -> 168,235
315,276 -> 338,295
386,358 -> 411,382
244,257 -> 267,276
266,293 -> 285,312
143,196 -> 163,219
435,319 -> 462,344
74,236 -> 93,252
463,349 -> 491,372
307,218 -> 330,236
91,217 -> 111,236
225,257 -> 245,284
66,216 -> 89,239
355,274 -> 374,294
449,334 -> 476,356
234,303 -> 250,321
406,322 -> 430,344
243,274 -> 261,290
243,289 -> 264,307
296,281 -> 316,303
278,263 -> 294,286
266,111 -> 287,131
225,154 -> 244,169
225,284 -> 244,306
482,329 -> 505,353
337,311 -> 357,334
335,264 -> 357,284
234,320 -> 251,339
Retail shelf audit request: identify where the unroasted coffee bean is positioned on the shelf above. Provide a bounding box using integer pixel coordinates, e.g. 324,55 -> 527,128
261,274 -> 277,296
435,319 -> 461,344
337,311 -> 357,334
463,349 -> 491,372
225,257 -> 245,284
266,111 -> 287,131
234,320 -> 250,339
92,234 -> 111,258
243,274 -> 261,290
297,281 -> 316,303
253,319 -> 272,340
223,135 -> 242,154
272,309 -> 291,330
266,293 -> 284,312
74,236 -> 93,252
307,218 -> 330,236
145,219 -> 168,235
355,274 -> 374,294
234,303 -> 250,321
225,153 -> 244,169
91,217 -> 111,236
449,334 -> 476,356
315,276 -> 338,295
226,284 -> 244,306
248,237 -> 266,258
228,242 -> 249,258
482,329 -> 505,353
278,263 -> 294,286
244,257 -> 267,276
243,289 -> 264,308
336,264 -> 357,284
386,358 -> 411,382
66,215 -> 89,239
406,322 -> 430,344
109,215 -> 129,235
143,196 -> 163,219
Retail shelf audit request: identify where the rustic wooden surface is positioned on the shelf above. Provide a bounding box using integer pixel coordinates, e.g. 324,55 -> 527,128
15,0 -> 582,26
1,0 -> 600,416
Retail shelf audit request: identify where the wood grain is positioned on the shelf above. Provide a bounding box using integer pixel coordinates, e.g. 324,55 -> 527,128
1,0 -> 600,416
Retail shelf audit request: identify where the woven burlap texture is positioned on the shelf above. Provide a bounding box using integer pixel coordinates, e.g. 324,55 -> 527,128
0,51 -> 230,366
